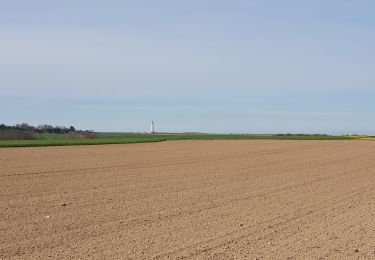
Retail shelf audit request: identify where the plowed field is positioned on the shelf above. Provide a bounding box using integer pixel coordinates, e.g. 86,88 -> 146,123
1,140 -> 375,259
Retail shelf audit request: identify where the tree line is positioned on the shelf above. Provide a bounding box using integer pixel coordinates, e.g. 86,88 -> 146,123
0,123 -> 90,134
0,123 -> 95,140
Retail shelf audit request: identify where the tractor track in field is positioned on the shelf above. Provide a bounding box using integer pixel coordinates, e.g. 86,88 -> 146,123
1,141 -> 346,178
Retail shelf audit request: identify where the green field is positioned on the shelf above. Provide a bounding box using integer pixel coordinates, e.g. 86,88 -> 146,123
0,133 -> 354,148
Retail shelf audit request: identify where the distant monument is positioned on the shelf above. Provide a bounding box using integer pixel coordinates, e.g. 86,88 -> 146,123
150,121 -> 155,134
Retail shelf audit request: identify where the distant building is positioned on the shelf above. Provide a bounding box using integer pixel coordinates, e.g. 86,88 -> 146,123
150,121 -> 155,134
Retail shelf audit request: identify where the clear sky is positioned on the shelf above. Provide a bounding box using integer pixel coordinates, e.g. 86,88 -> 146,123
1,0 -> 374,134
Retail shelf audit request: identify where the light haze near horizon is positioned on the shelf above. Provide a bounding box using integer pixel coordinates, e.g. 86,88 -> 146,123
1,1 -> 374,134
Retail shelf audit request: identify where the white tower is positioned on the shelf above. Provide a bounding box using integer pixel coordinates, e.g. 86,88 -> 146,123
150,121 -> 155,134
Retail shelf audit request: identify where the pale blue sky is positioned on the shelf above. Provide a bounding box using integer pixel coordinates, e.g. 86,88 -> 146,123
1,1 -> 374,134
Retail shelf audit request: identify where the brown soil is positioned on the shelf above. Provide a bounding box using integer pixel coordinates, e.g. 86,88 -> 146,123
1,140 -> 375,259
